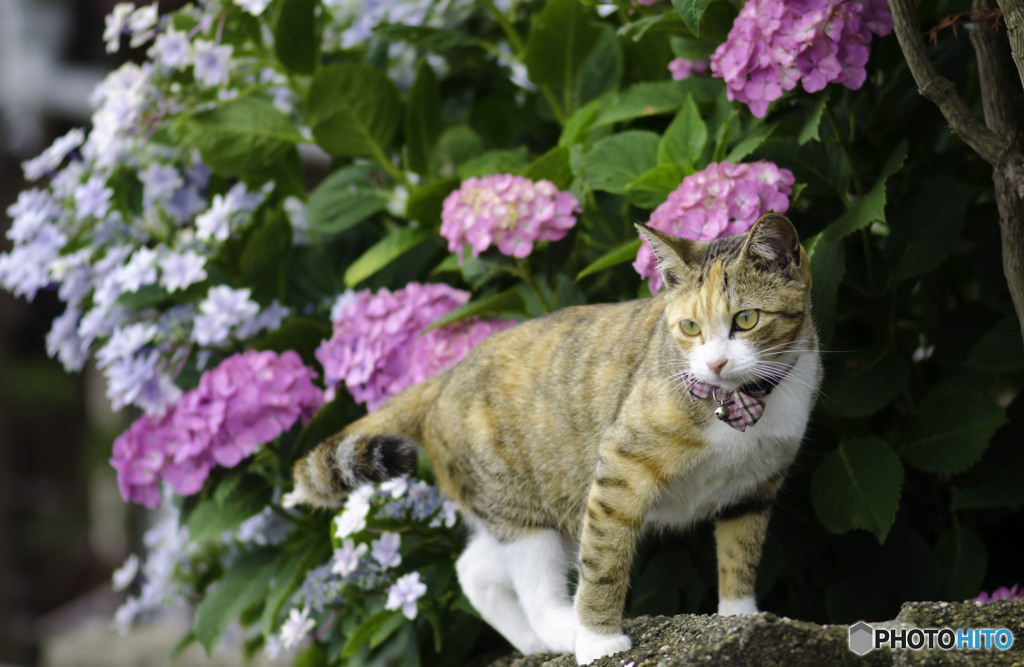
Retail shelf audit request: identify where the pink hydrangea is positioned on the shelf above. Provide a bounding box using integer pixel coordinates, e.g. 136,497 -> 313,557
316,283 -> 514,411
669,58 -> 710,80
709,0 -> 892,117
634,160 -> 795,293
974,585 -> 1024,603
440,174 -> 580,259
110,350 -> 323,507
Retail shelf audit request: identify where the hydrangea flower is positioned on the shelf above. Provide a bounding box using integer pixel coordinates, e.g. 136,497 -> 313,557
331,539 -> 369,577
440,174 -> 581,259
709,0 -> 892,117
974,585 -> 1024,603
385,572 -> 427,620
110,350 -> 323,507
316,283 -> 514,411
371,532 -> 402,569
279,606 -> 315,649
669,58 -> 710,80
634,160 -> 795,292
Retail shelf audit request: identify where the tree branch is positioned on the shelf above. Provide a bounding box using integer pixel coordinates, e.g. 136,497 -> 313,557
995,0 -> 1024,90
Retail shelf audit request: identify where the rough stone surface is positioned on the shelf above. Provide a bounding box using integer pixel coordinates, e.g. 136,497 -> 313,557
492,601 -> 1024,667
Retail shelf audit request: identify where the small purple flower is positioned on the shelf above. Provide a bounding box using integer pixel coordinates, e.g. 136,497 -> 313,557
385,572 -> 427,620
669,58 -> 710,80
371,532 -> 402,569
192,40 -> 233,87
74,176 -> 114,220
158,249 -> 207,292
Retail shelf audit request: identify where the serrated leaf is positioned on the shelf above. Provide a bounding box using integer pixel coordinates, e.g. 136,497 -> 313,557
810,437 -> 903,542
240,203 -> 292,301
421,289 -> 526,334
576,239 -> 642,281
581,131 -> 660,195
658,95 -> 706,166
405,61 -> 442,176
671,0 -> 714,36
936,523 -> 987,601
966,314 -> 1024,372
756,137 -> 850,198
822,347 -> 908,419
274,0 -> 317,74
823,141 -> 907,241
626,164 -> 693,208
804,232 -> 844,347
308,64 -> 401,159
524,0 -> 602,91
344,227 -> 433,288
900,382 -> 1007,474
193,548 -> 278,653
725,121 -> 776,163
306,164 -> 390,235
593,79 -> 722,128
188,96 -> 305,176
524,146 -> 573,189
341,610 -> 404,659
798,95 -> 828,145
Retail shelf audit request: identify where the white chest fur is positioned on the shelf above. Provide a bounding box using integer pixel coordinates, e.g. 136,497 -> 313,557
645,348 -> 819,531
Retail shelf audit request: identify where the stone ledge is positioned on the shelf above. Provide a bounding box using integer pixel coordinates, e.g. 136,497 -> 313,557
493,601 -> 1024,667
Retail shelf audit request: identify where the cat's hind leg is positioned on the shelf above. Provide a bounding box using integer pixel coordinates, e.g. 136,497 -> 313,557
502,530 -> 578,654
456,529 -> 548,655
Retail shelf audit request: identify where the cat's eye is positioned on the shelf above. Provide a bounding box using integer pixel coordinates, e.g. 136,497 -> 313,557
733,310 -> 759,331
679,320 -> 701,336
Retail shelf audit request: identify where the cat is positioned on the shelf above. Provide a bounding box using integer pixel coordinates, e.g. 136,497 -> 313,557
292,212 -> 822,665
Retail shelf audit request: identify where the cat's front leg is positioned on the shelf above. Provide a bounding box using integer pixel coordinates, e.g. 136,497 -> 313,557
713,478 -> 780,615
573,448 -> 665,665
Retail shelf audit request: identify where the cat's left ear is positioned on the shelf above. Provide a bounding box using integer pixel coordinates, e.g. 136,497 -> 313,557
635,222 -> 698,289
741,213 -> 804,278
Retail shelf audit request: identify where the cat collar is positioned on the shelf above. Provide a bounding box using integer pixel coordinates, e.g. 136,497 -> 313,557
684,367 -> 793,432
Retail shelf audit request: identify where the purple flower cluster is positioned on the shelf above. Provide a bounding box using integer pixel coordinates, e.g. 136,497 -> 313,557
110,350 -> 323,507
669,58 -> 710,80
974,584 -> 1024,603
316,283 -> 513,411
440,174 -> 580,259
709,0 -> 892,117
634,160 -> 795,292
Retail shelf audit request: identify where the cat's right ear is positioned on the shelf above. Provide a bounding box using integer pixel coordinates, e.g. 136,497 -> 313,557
634,222 -> 696,289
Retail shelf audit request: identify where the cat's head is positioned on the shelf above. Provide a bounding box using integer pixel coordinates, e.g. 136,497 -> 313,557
636,213 -> 813,391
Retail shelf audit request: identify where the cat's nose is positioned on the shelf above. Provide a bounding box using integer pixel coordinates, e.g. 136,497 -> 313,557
707,359 -> 728,375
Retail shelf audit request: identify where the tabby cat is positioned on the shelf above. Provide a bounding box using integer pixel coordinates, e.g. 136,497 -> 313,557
292,213 -> 821,665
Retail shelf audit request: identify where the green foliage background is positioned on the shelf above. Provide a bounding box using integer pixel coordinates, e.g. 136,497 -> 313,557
130,0 -> 1024,661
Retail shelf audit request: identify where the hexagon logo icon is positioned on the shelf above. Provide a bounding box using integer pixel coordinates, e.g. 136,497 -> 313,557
849,621 -> 874,656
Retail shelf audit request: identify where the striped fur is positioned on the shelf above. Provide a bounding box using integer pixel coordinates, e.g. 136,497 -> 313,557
293,213 -> 821,664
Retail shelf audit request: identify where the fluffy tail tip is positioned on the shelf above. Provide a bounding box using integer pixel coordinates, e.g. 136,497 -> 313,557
291,433 -> 418,508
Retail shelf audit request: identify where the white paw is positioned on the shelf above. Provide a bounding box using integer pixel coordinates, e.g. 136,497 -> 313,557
718,596 -> 758,616
535,606 -> 577,653
575,625 -> 631,665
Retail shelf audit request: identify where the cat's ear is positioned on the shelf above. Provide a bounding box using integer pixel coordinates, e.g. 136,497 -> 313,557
634,222 -> 697,289
741,213 -> 802,275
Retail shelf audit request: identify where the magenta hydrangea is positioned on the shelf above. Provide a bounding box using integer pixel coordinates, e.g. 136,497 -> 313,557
316,283 -> 514,411
669,58 -> 710,80
709,0 -> 893,117
110,350 -> 323,507
634,160 -> 795,293
440,174 -> 580,259
974,585 -> 1024,603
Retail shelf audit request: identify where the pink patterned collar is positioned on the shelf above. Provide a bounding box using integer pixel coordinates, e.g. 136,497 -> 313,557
684,368 -> 792,432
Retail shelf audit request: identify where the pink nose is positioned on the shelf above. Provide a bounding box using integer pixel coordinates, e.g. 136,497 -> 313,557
707,359 -> 728,375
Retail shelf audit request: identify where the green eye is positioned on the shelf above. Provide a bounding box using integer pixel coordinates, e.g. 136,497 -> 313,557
679,320 -> 701,336
734,310 -> 759,331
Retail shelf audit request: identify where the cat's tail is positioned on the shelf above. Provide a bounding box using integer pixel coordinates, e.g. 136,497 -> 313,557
290,378 -> 435,508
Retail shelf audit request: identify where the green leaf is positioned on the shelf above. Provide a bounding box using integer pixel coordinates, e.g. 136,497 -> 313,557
187,474 -> 274,542
421,288 -> 527,334
804,232 -> 844,347
432,126 -> 484,178
936,523 -> 987,601
457,149 -> 530,179
261,544 -> 329,636
658,95 -> 707,167
725,122 -> 776,163
756,137 -> 849,198
193,548 -> 278,653
823,141 -> 908,241
576,239 -> 642,281
341,610 -> 403,658
669,35 -> 718,60
240,203 -> 293,302
188,96 -> 305,176
574,25 -> 623,108
952,477 -> 1024,510
798,95 -> 828,145
306,164 -> 390,235
274,0 -> 317,74
821,347 -> 909,419
250,316 -> 332,368
966,314 -> 1024,372
524,146 -> 574,190
581,130 -> 660,195
671,0 -> 714,36
559,98 -> 604,148
524,0 -> 602,91
406,178 -> 460,227
308,64 -> 401,159
888,177 -> 972,281
405,61 -> 442,176
900,381 -> 1007,474
344,227 -> 434,288
626,164 -> 693,208
593,79 -> 722,128
810,437 -> 903,542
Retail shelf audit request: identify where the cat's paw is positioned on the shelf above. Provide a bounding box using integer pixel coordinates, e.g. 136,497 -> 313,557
575,625 -> 631,665
718,596 -> 758,616
535,606 -> 577,653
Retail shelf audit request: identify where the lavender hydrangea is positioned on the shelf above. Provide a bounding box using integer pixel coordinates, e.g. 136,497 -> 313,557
440,174 -> 581,259
316,283 -> 514,411
110,350 -> 323,507
634,161 -> 795,293
709,0 -> 893,117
